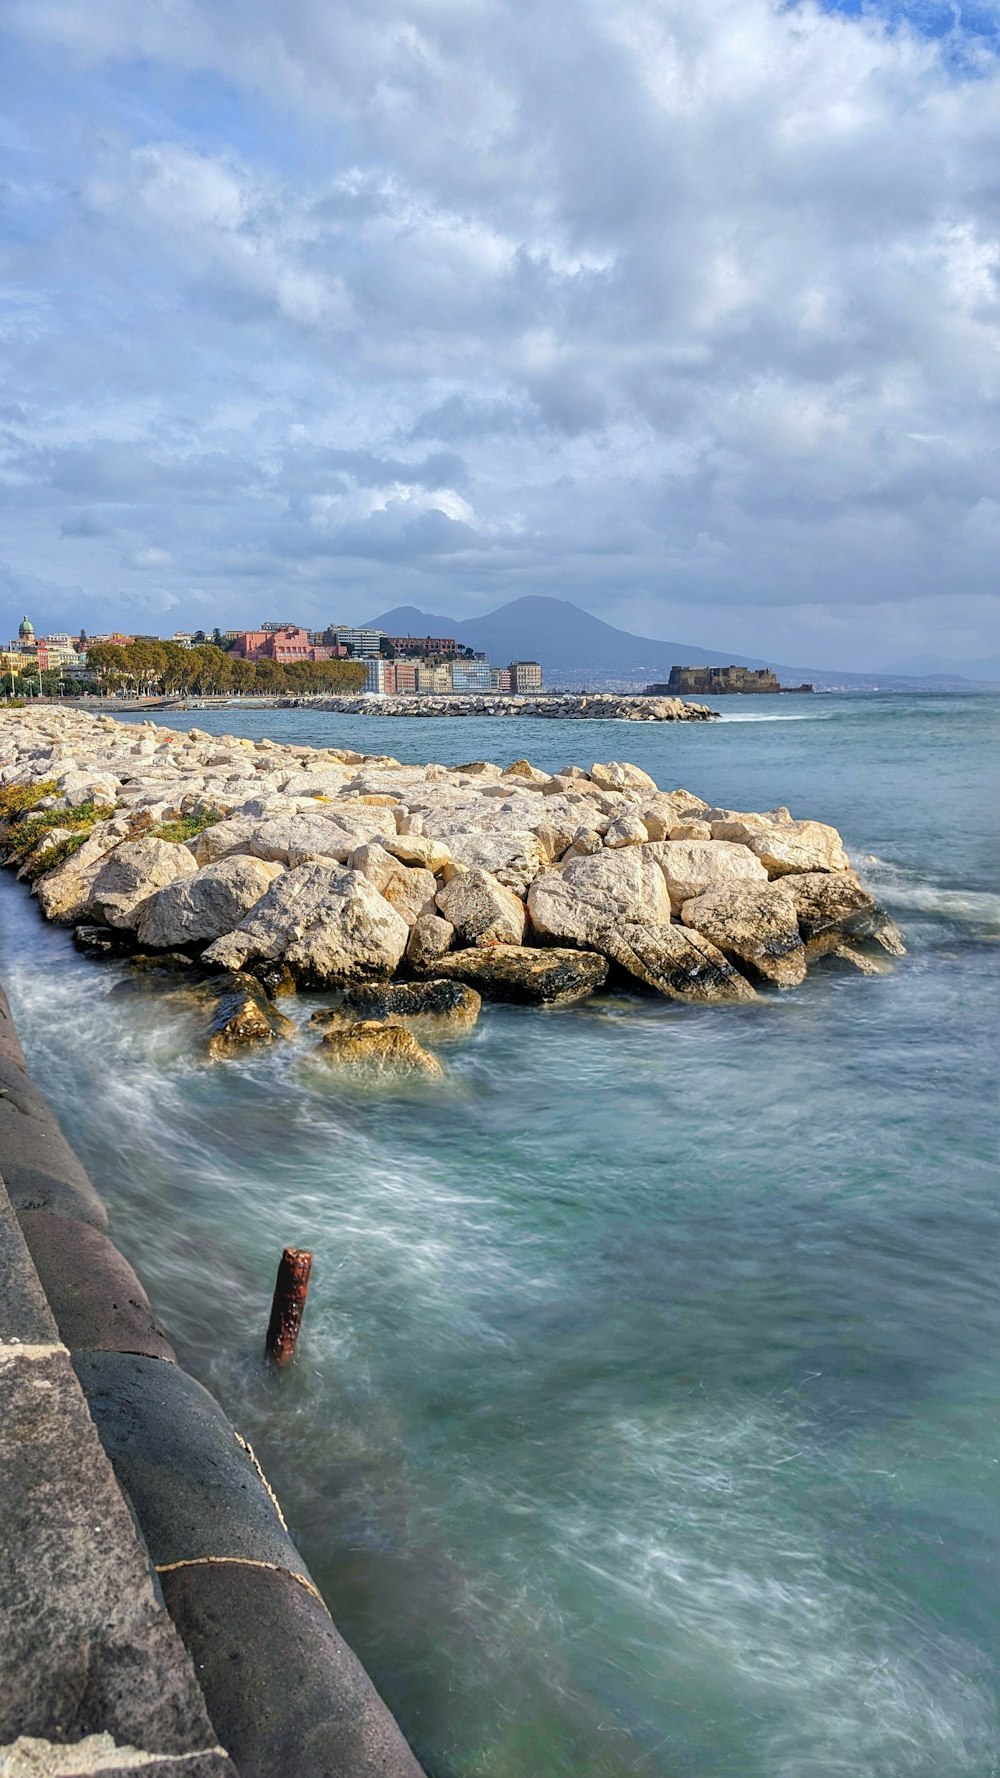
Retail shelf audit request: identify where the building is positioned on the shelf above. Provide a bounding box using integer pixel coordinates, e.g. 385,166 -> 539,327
37,638 -> 81,671
652,665 -> 812,695
509,660 -> 543,693
365,659 -> 391,694
388,661 -> 419,694
322,626 -> 385,658
451,660 -> 493,691
382,634 -> 463,658
232,627 -> 338,664
491,667 -> 512,693
414,663 -> 453,694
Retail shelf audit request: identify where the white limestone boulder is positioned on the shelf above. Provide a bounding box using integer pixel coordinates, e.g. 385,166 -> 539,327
603,815 -> 648,848
436,868 -> 527,947
135,855 -> 284,950
588,761 -> 658,792
347,842 -> 437,928
202,863 -> 409,986
646,840 -> 769,911
680,883 -> 807,987
527,846 -> 672,945
89,837 -> 198,930
723,819 -> 849,877
432,828 -> 547,897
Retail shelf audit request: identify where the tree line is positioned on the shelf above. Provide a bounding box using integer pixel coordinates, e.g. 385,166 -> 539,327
83,641 -> 368,698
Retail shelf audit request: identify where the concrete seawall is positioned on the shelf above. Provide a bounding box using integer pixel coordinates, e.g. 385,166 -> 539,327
0,983 -> 425,1778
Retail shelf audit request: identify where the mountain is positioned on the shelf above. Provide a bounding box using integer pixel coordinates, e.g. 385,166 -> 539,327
365,596 -> 996,690
367,596 -> 773,677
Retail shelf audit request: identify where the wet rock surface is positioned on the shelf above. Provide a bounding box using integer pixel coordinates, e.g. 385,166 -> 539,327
317,1019 -> 445,1077
425,944 -> 610,1005
314,978 -> 482,1034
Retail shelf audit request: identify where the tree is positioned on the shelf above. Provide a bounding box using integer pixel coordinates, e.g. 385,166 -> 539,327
85,643 -> 128,692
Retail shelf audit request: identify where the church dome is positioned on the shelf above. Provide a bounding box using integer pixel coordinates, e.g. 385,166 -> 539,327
18,615 -> 34,640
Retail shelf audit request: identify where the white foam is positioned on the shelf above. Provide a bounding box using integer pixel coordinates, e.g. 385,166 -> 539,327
715,709 -> 836,723
862,859 -> 1000,931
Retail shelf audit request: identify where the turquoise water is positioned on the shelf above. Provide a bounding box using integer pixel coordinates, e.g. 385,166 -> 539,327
1,693 -> 998,1777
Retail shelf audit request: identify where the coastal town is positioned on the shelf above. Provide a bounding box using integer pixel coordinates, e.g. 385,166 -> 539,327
2,613 -> 816,705
1,614 -> 544,700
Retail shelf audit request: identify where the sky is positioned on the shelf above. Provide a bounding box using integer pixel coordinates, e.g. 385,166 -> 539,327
0,0 -> 998,674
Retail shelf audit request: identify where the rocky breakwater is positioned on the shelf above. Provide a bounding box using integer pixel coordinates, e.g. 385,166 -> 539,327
0,709 -> 904,1073
303,692 -> 717,721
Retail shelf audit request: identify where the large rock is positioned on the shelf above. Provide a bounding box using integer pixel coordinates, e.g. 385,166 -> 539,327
597,921 -> 757,1003
645,840 -> 770,911
348,843 -> 438,928
780,870 -> 906,956
738,819 -> 849,877
195,808 -> 397,869
201,863 -> 409,986
314,979 -> 481,1036
207,813 -> 359,869
380,867 -> 438,928
527,847 -> 672,944
425,945 -> 608,1006
588,761 -> 658,792
89,837 -> 198,930
680,883 -> 807,987
34,823 -> 129,923
435,828 -> 546,896
135,855 -> 283,950
405,912 -> 455,971
435,869 -> 526,947
317,1021 -> 443,1079
379,833 -> 452,871
603,815 -> 648,848
202,973 -> 296,1058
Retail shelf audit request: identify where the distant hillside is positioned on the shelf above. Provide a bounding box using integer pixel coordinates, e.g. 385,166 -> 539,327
367,596 -> 772,677
365,596 -> 993,690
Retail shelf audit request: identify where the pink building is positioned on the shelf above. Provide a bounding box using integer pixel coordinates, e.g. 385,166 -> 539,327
232,627 -> 342,664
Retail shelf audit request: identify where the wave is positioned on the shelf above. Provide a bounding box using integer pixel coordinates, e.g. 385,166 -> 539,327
860,858 -> 1000,932
715,710 -> 837,723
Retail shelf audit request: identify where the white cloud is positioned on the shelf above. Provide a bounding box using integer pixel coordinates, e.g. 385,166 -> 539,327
122,545 -> 172,570
0,0 -> 997,665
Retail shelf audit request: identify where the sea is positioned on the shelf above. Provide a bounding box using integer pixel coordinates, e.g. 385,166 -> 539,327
1,691 -> 997,1778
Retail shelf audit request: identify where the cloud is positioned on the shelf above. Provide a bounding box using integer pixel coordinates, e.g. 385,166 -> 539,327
0,0 -> 997,666
60,511 -> 112,537
121,544 -> 172,570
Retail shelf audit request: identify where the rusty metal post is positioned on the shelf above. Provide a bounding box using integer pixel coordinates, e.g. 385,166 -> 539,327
265,1247 -> 313,1367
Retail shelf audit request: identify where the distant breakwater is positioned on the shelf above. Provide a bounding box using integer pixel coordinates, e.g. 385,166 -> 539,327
288,692 -> 718,721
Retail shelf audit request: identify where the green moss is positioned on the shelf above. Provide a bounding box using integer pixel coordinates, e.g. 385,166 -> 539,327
3,800 -> 105,866
149,807 -> 224,844
23,830 -> 90,881
0,779 -> 59,821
